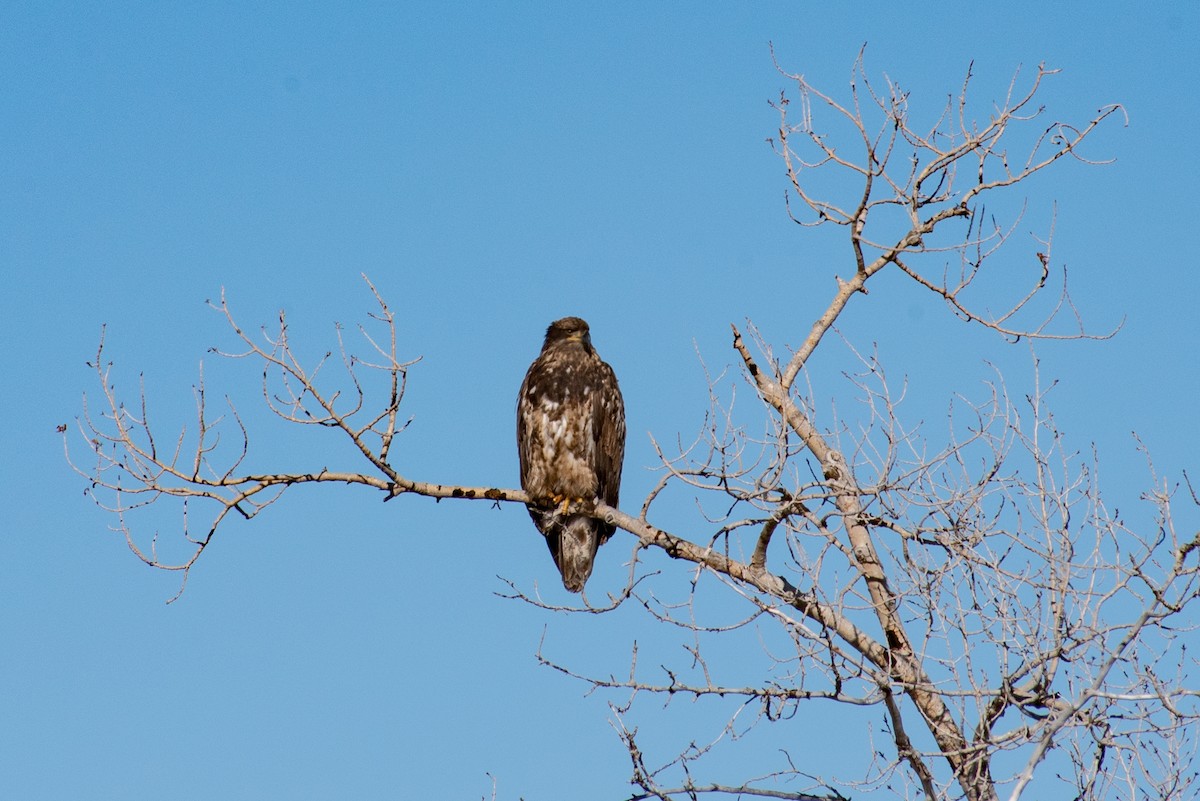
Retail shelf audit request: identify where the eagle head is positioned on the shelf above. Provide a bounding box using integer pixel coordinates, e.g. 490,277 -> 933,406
542,316 -> 593,353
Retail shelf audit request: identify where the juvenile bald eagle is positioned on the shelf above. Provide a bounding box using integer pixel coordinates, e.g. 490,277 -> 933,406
517,317 -> 625,592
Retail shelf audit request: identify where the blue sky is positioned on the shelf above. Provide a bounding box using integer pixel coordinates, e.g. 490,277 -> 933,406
2,3 -> 1197,799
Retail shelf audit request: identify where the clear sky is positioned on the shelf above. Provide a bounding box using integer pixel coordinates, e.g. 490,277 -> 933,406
2,3 -> 1197,799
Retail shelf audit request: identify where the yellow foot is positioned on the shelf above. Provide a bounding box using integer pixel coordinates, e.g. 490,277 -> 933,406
546,494 -> 585,514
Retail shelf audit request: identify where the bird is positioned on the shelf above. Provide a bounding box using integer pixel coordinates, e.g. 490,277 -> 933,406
517,317 -> 625,592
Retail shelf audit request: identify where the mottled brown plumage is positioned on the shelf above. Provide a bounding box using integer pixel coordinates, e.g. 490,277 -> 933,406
517,317 -> 625,592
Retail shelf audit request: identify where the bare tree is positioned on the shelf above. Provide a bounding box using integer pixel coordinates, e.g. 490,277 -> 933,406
66,55 -> 1199,801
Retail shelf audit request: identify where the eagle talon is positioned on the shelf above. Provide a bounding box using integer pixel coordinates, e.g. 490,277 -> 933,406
553,496 -> 586,514
540,493 -> 566,513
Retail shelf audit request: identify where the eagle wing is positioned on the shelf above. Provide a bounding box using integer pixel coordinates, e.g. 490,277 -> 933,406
590,359 -> 625,543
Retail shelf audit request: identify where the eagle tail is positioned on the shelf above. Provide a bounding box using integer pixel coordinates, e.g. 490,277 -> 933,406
547,515 -> 601,593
